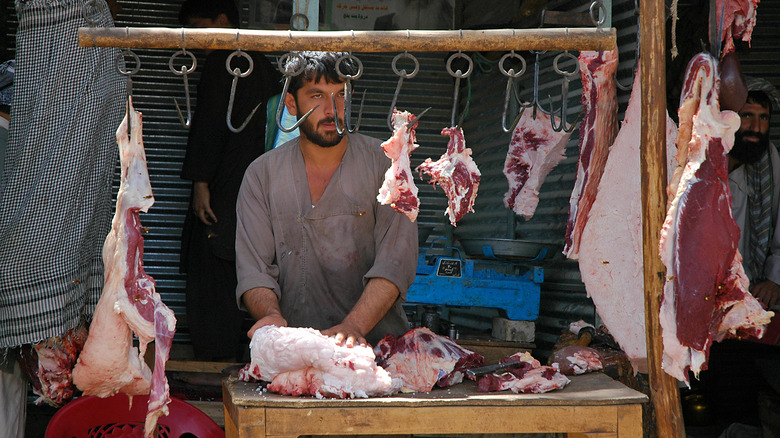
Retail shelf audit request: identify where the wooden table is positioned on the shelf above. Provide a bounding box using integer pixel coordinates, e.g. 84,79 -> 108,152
223,372 -> 648,437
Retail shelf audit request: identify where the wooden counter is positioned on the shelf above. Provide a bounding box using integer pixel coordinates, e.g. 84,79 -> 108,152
223,372 -> 648,437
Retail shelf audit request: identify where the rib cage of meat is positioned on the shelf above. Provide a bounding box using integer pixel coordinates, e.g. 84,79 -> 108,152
563,48 -> 619,259
416,126 -> 481,226
502,110 -> 571,220
716,0 -> 760,56
377,109 -> 421,222
373,327 -> 484,393
240,325 -> 398,398
578,68 -> 679,374
72,97 -> 177,437
659,53 -> 773,385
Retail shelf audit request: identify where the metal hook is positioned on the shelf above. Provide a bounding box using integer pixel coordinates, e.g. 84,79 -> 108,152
275,52 -> 318,133
333,53 -> 364,134
517,50 -> 551,121
116,48 -> 140,137
446,51 -> 473,127
499,51 -> 527,133
170,48 -> 197,128
547,51 -> 581,132
290,13 -> 309,31
616,0 -> 640,91
82,0 -> 104,26
224,49 -> 262,133
589,0 -> 607,31
387,52 -> 420,131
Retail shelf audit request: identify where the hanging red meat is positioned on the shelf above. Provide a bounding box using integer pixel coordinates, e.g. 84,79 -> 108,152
502,110 -> 571,220
72,97 -> 177,438
239,325 -> 399,398
578,68 -> 679,374
659,52 -> 773,385
563,48 -> 619,259
476,352 -> 570,394
377,109 -> 421,222
715,0 -> 760,56
373,327 -> 484,393
416,126 -> 481,226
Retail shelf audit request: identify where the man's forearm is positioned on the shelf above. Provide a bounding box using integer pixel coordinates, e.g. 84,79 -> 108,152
342,277 -> 400,335
242,287 -> 283,320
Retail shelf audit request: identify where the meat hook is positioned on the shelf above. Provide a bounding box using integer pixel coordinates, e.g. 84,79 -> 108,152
548,51 -> 582,133
275,52 -> 318,133
387,52 -> 420,131
499,50 -> 527,133
515,50 -> 552,122
115,47 -> 140,137
446,51 -> 473,128
616,0 -> 640,91
225,49 -> 263,133
169,48 -> 197,128
332,53 -> 365,134
589,0 -> 607,30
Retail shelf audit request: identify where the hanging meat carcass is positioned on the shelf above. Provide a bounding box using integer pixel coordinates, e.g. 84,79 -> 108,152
377,109 -> 422,222
563,48 -> 619,259
72,97 -> 177,437
659,52 -> 773,385
716,0 -> 760,57
416,126 -> 481,226
578,68 -> 679,374
502,110 -> 571,220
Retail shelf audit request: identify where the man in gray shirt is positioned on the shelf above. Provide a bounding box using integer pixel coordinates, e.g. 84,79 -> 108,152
235,52 -> 417,347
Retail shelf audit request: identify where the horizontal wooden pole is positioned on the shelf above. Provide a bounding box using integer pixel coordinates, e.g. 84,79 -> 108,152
78,27 -> 616,52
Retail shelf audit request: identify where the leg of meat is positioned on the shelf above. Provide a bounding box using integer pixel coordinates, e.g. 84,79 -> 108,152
377,109 -> 421,222
416,126 -> 481,226
659,53 -> 773,385
578,68 -> 679,374
502,110 -> 571,220
72,97 -> 177,437
563,49 -> 619,259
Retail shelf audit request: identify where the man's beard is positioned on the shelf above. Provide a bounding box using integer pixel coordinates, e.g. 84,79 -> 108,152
731,130 -> 770,165
298,114 -> 344,148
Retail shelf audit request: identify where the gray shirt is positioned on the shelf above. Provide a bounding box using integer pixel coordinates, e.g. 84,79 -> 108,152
236,133 -> 417,345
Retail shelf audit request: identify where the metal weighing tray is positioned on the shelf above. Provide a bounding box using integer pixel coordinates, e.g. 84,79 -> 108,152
458,238 -> 558,261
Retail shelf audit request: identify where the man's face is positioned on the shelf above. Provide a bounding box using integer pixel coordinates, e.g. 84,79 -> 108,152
731,102 -> 771,165
288,78 -> 347,148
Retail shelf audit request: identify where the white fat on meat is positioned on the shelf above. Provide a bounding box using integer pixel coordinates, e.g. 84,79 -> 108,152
416,126 -> 481,225
241,325 -> 399,399
502,110 -> 571,220
578,68 -> 679,374
373,327 -> 484,393
476,352 -> 570,394
659,53 -> 773,385
716,0 -> 760,56
72,97 -> 177,438
377,109 -> 421,222
564,48 -> 619,259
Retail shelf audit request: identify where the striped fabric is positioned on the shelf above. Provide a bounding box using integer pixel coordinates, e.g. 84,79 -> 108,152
744,150 -> 774,281
0,0 -> 126,348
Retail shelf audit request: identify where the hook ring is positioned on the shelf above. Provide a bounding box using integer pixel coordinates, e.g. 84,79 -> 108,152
290,13 -> 309,31
116,49 -> 141,76
499,51 -> 526,78
446,52 -> 473,79
392,52 -> 419,79
553,52 -> 579,77
589,1 -> 607,27
82,0 -> 103,25
278,52 -> 305,76
170,50 -> 197,76
336,54 -> 363,80
226,50 -> 254,78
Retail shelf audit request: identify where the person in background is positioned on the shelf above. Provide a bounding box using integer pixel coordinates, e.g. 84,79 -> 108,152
178,0 -> 282,362
0,0 -> 125,429
235,51 -> 417,348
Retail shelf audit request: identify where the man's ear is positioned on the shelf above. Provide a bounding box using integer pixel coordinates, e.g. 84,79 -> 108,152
215,13 -> 231,27
284,93 -> 298,117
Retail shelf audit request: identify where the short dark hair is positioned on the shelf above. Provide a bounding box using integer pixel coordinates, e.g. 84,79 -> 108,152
283,51 -> 359,96
746,90 -> 773,116
179,0 -> 239,27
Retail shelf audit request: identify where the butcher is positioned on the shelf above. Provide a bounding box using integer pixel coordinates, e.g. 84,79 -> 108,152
235,51 -> 418,348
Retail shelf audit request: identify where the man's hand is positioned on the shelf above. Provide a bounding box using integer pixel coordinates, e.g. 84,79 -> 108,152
751,280 -> 780,309
247,314 -> 288,339
193,181 -> 217,225
242,287 -> 286,339
322,321 -> 367,348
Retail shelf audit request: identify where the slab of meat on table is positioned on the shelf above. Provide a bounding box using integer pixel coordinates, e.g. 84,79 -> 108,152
72,97 -> 177,438
547,345 -> 604,376
15,325 -> 87,407
578,68 -> 679,375
715,0 -> 760,56
659,52 -> 774,385
477,352 -> 570,394
416,126 -> 481,226
377,109 -> 421,222
239,325 -> 399,398
502,109 -> 571,220
563,48 -> 619,259
373,327 -> 484,393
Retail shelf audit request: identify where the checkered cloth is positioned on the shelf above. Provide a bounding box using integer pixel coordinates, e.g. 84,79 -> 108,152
0,59 -> 15,107
0,0 -> 126,348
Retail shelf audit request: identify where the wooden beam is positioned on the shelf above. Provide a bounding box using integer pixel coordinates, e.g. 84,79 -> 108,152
78,27 -> 616,52
639,0 -> 686,437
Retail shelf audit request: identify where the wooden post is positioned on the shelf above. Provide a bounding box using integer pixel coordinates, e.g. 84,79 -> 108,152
77,27 -> 615,52
639,0 -> 686,436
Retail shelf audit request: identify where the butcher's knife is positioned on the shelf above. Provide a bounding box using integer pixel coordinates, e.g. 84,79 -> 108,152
465,360 -> 521,377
